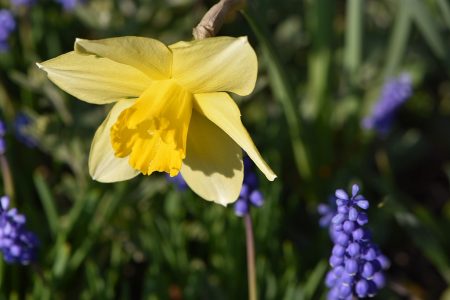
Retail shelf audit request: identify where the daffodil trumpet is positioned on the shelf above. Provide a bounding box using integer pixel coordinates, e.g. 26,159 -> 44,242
37,36 -> 276,205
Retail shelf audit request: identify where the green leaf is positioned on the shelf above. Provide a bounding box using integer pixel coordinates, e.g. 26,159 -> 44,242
302,260 -> 328,300
383,1 -> 412,77
33,171 -> 59,238
243,9 -> 313,180
437,0 -> 450,30
344,0 -> 363,80
409,0 -> 446,60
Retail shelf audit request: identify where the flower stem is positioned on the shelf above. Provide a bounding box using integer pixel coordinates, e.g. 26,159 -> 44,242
244,213 -> 257,300
192,0 -> 245,39
0,154 -> 14,199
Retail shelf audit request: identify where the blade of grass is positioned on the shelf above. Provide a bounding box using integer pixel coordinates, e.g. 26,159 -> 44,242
106,241 -> 122,299
301,260 -> 328,300
51,190 -> 99,280
243,9 -> 313,180
409,0 -> 446,60
303,0 -> 334,120
52,243 -> 70,280
437,0 -> 450,30
376,149 -> 450,284
394,206 -> 450,284
344,0 -> 363,82
33,171 -> 59,238
0,82 -> 15,120
62,190 -> 100,238
0,259 -> 3,291
383,1 -> 412,77
67,184 -> 127,273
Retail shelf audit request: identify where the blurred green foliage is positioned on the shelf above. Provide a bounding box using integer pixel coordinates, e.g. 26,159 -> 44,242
0,0 -> 450,299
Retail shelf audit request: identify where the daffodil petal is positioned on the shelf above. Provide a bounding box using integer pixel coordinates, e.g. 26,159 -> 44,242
194,92 -> 277,181
37,51 -> 151,104
169,36 -> 257,96
181,111 -> 243,206
89,99 -> 139,182
75,37 -> 172,80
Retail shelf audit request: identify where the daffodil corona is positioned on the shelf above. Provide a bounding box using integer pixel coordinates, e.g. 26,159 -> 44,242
38,36 -> 276,205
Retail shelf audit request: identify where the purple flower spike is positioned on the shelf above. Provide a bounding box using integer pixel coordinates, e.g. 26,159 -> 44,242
357,212 -> 369,225
363,73 -> 412,134
351,184 -> 359,197
347,242 -> 360,257
318,201 -> 336,228
0,10 -> 16,52
356,199 -> 369,210
0,196 -> 39,265
55,0 -> 83,11
0,121 -> 5,136
325,270 -> 339,287
372,272 -> 386,288
355,279 -> 369,298
166,173 -> 188,190
348,207 -> 359,221
11,0 -> 36,7
345,259 -> 358,275
14,113 -> 38,148
332,244 -> 346,257
249,190 -> 264,207
335,189 -> 349,200
364,247 -> 377,261
332,213 -> 346,225
233,157 -> 264,217
321,184 -> 389,300
234,199 -> 248,217
0,139 -> 5,155
0,119 -> 6,155
0,196 -> 9,210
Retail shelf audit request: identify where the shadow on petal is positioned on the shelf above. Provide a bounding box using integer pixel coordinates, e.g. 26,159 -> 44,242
180,111 -> 243,205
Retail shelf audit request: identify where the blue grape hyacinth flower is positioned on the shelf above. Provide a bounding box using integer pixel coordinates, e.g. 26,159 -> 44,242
318,196 -> 337,228
0,196 -> 39,265
0,120 -> 5,135
0,9 -> 16,52
363,73 -> 412,134
10,0 -> 36,7
166,173 -> 188,191
55,0 -> 83,11
234,157 -> 264,217
0,120 -> 6,155
14,113 -> 38,148
323,184 -> 389,299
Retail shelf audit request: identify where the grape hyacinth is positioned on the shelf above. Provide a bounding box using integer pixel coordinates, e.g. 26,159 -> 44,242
10,0 -> 36,7
324,185 -> 389,299
14,113 -> 38,148
166,173 -> 188,190
318,197 -> 336,228
0,196 -> 39,264
0,9 -> 16,52
55,0 -> 83,11
234,157 -> 264,217
363,73 -> 412,134
0,120 -> 6,155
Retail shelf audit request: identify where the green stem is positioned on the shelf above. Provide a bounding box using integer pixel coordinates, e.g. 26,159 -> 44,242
244,214 -> 257,300
0,154 -> 14,199
344,0 -> 363,82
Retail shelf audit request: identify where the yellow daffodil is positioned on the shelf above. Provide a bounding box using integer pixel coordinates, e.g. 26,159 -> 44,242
37,36 -> 276,205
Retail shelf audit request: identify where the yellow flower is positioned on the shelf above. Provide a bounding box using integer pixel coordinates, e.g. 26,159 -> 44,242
37,36 -> 276,205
